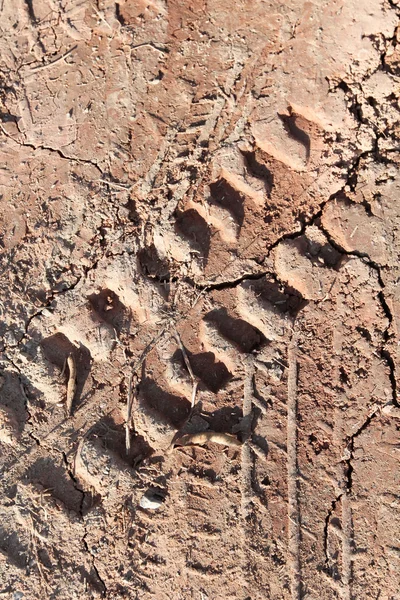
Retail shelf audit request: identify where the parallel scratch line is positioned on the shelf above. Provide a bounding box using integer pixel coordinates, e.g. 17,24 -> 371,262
287,334 -> 302,599
241,358 -> 254,519
240,358 -> 255,590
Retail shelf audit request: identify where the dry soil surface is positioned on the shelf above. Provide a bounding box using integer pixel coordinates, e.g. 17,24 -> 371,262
1,1 -> 400,599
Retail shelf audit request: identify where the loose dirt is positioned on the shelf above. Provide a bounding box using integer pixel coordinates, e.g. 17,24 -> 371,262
1,1 -> 400,598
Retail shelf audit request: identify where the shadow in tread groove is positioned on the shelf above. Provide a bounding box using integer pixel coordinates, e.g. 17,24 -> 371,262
204,307 -> 266,353
26,457 -> 83,513
0,527 -> 28,569
172,348 -> 232,393
139,376 -> 191,428
241,277 -> 305,317
209,179 -> 245,227
240,149 -> 274,197
278,112 -> 311,162
175,209 -> 211,260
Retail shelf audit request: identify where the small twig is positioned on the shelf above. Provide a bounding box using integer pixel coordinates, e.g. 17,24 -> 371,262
66,354 -> 77,416
28,45 -> 78,73
165,330 -> 203,453
96,179 -> 132,191
29,516 -> 49,586
349,225 -> 358,239
130,42 -> 169,54
174,431 -> 242,448
131,321 -> 172,376
190,380 -> 198,408
92,6 -> 112,30
60,357 -> 67,379
174,329 -> 195,379
174,328 -> 198,408
125,374 -> 136,454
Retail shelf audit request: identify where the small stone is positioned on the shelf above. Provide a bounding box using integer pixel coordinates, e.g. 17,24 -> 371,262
139,491 -> 164,510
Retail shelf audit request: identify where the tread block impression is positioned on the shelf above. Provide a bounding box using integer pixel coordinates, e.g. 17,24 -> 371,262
75,430 -> 144,503
274,226 -> 342,301
135,376 -> 191,449
236,281 -> 291,341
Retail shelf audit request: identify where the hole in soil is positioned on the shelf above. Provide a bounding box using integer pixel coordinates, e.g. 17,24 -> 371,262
339,367 -> 350,386
88,288 -> 127,332
175,208 -> 211,260
126,198 -> 140,224
356,326 -> 372,342
209,178 -> 245,226
138,244 -> 170,280
204,308 -> 266,353
188,466 -> 218,482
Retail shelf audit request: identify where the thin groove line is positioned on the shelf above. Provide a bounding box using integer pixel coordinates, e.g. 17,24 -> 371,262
287,333 -> 302,599
241,358 -> 254,518
240,358 -> 255,590
341,490 -> 353,599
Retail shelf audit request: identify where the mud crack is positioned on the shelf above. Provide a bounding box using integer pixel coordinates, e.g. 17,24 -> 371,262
318,221 -> 398,408
82,531 -> 108,596
344,409 -> 379,493
19,377 -> 41,447
192,269 -> 270,291
0,124 -> 102,173
60,450 -> 107,593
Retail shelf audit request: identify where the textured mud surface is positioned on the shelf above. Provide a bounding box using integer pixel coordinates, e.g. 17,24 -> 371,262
1,1 -> 400,598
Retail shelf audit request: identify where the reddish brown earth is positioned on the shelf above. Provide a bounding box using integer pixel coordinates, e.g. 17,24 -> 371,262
1,1 -> 400,599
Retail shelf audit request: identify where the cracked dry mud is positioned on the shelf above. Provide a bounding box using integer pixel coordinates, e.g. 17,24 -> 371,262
0,1 -> 400,599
